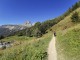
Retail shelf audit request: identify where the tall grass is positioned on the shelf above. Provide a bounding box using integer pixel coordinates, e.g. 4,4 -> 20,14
0,32 -> 52,60
50,8 -> 80,60
56,24 -> 80,60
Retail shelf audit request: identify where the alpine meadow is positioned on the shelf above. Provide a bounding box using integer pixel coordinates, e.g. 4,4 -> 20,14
0,0 -> 80,60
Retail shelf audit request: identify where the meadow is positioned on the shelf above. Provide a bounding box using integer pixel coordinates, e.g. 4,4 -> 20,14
51,8 -> 80,60
0,32 -> 52,60
56,24 -> 80,60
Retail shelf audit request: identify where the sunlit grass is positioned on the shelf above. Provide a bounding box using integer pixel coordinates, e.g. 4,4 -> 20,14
0,32 -> 53,60
50,8 -> 80,60
56,21 -> 80,60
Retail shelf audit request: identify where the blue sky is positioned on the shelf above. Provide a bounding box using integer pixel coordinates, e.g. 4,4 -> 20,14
0,0 -> 78,25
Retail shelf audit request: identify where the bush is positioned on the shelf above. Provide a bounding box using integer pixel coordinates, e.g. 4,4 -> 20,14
0,35 -> 4,40
33,28 -> 42,38
71,12 -> 80,22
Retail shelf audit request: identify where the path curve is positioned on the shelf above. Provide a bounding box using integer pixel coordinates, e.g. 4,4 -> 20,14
48,34 -> 57,60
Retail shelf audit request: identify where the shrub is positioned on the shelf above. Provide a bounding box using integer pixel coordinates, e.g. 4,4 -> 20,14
71,12 -> 80,22
0,35 -> 4,40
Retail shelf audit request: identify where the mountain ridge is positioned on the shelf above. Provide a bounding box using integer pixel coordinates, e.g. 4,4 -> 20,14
0,21 -> 32,36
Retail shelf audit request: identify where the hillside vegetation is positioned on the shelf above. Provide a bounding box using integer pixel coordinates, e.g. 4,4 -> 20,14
0,1 -> 80,60
51,8 -> 80,31
51,7 -> 80,60
0,32 -> 53,60
56,24 -> 80,60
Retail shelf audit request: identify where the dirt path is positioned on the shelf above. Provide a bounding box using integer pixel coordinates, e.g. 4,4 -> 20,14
48,34 -> 57,60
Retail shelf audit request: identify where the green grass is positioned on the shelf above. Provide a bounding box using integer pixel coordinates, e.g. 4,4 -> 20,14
50,7 -> 80,60
0,32 -> 53,60
51,8 -> 80,31
1,36 -> 35,41
56,24 -> 80,60
1,6 -> 80,60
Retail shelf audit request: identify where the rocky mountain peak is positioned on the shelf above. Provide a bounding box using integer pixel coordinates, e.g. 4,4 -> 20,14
23,21 -> 32,27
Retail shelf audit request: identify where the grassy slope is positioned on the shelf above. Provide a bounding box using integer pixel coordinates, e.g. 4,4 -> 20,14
0,32 -> 53,60
57,24 -> 80,60
51,8 -> 80,31
51,8 -> 80,60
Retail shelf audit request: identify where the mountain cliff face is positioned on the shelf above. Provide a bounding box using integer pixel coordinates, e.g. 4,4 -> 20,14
0,21 -> 32,36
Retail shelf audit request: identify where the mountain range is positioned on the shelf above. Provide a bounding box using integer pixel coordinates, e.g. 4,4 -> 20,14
0,21 -> 32,36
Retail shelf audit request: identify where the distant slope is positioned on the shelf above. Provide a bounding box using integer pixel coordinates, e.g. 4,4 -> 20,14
0,21 -> 32,36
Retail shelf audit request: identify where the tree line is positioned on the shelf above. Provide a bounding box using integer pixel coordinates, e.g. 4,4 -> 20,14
15,20 -> 57,38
